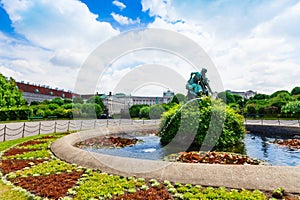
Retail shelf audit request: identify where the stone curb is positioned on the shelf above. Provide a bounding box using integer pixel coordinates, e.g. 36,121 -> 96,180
51,125 -> 300,193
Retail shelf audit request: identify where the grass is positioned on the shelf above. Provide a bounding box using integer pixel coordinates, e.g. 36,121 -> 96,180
0,132 -> 67,200
0,182 -> 28,200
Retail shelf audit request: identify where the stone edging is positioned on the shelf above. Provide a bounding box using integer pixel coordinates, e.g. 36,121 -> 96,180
51,124 -> 300,193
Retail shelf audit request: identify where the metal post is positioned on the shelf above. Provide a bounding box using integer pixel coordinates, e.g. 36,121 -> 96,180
278,118 -> 280,126
22,122 -> 25,138
94,120 -> 96,129
3,125 -> 6,142
67,121 -> 70,132
54,122 -> 57,133
106,119 -> 109,127
119,119 -> 121,125
131,120 -> 133,125
80,121 -> 83,130
143,120 -> 145,124
298,119 -> 300,127
261,118 -> 263,125
38,122 -> 41,135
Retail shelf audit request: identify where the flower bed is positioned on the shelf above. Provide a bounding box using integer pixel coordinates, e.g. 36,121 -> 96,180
0,132 -> 299,200
164,151 -> 264,165
74,136 -> 140,148
273,139 -> 300,150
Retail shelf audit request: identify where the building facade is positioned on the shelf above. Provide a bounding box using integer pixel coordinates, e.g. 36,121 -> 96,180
16,82 -> 76,103
226,90 -> 257,99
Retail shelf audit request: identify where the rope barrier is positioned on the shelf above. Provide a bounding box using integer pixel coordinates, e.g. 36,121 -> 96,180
40,127 -> 55,132
6,130 -> 23,137
56,122 -> 69,126
25,124 -> 40,128
41,123 -> 55,128
6,125 -> 23,131
24,129 -> 40,134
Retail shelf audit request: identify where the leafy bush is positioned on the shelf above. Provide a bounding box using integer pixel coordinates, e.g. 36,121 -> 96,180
281,101 -> 300,116
129,104 -> 149,118
47,103 -> 59,110
159,96 -> 246,149
0,107 -> 32,120
149,104 -> 165,119
139,106 -> 150,118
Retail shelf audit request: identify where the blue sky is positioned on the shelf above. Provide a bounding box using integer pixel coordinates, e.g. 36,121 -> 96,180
0,0 -> 300,95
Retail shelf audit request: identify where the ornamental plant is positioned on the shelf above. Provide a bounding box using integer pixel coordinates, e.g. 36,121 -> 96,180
159,96 -> 246,149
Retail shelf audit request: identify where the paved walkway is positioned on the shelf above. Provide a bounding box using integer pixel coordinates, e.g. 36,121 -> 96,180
51,125 -> 300,193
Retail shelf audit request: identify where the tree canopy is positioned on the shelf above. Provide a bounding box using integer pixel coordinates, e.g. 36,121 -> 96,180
0,74 -> 26,107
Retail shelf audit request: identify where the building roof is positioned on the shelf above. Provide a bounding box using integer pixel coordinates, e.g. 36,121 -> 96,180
16,82 -> 75,99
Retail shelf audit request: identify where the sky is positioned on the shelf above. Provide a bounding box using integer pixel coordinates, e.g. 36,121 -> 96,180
0,0 -> 300,96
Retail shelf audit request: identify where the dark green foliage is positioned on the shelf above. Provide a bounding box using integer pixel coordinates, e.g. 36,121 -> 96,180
47,103 -> 59,110
86,95 -> 106,111
70,103 -> 103,119
217,92 -> 235,104
250,93 -> 270,100
169,93 -> 187,105
149,104 -> 165,119
129,104 -> 149,118
30,101 -> 40,106
291,87 -> 300,95
63,98 -> 72,104
159,96 -> 245,149
0,107 -> 32,121
270,90 -> 290,98
0,74 -> 26,107
139,106 -> 150,118
50,98 -> 64,106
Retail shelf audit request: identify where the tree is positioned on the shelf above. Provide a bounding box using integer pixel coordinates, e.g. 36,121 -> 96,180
51,97 -> 64,106
149,104 -> 165,119
270,90 -> 290,98
0,74 -> 26,107
250,93 -> 270,100
139,106 -> 150,119
291,87 -> 300,96
169,93 -> 187,105
86,95 -> 106,111
281,101 -> 300,116
217,92 -> 235,104
129,104 -> 149,118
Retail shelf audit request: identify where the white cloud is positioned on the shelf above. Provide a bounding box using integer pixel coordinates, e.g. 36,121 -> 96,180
112,0 -> 126,10
111,12 -> 140,25
142,0 -> 300,94
0,0 -> 119,92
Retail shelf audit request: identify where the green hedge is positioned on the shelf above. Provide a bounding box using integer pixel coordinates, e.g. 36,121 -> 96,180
159,96 -> 246,150
0,107 -> 32,121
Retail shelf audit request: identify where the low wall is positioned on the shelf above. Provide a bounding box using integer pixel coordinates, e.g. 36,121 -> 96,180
51,124 -> 300,193
246,124 -> 300,137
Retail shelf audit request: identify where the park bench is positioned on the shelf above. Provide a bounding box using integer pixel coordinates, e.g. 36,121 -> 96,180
29,116 -> 43,121
47,116 -> 58,120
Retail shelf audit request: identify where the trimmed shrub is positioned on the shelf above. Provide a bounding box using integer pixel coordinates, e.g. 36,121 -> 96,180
139,106 -> 150,119
149,104 -> 165,119
159,96 -> 246,149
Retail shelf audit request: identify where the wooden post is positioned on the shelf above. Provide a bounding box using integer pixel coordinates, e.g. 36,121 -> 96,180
54,122 -> 57,133
38,122 -> 41,135
67,121 -> 70,132
22,123 -> 25,138
3,125 -> 6,142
